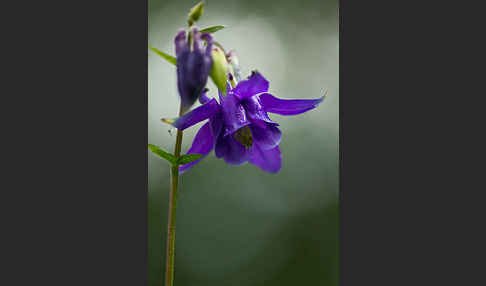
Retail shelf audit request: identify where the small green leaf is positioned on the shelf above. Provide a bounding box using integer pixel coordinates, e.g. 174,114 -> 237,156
199,25 -> 225,34
177,154 -> 204,165
210,47 -> 229,95
148,144 -> 177,164
149,46 -> 176,66
188,1 -> 205,26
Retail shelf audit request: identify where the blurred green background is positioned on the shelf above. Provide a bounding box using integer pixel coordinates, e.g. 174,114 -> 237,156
148,0 -> 339,285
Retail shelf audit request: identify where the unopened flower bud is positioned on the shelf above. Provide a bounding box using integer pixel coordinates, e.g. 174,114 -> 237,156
188,1 -> 205,26
175,28 -> 213,112
210,47 -> 229,95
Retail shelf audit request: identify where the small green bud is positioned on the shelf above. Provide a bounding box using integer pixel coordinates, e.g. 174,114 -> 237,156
188,1 -> 205,26
210,47 -> 229,95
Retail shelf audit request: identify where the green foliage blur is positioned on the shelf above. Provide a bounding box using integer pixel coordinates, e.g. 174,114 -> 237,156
148,0 -> 339,285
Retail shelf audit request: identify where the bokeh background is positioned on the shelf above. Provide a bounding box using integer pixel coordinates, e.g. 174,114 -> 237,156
148,0 -> 339,285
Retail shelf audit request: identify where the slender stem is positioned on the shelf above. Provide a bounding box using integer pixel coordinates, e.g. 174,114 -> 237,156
165,104 -> 184,286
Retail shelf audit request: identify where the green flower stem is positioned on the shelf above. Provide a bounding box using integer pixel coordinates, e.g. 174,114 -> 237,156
165,104 -> 184,286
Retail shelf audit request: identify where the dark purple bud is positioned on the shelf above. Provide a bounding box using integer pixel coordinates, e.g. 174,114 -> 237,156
175,28 -> 214,112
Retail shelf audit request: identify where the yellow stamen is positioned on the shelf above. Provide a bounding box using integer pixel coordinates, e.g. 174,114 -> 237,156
234,126 -> 253,149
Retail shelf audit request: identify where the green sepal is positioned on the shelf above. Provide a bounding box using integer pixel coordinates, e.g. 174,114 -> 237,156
149,46 -> 176,66
188,1 -> 205,26
209,47 -> 229,95
148,144 -> 177,165
199,25 -> 225,34
177,154 -> 204,165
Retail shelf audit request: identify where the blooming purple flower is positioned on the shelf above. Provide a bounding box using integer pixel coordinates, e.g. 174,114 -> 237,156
175,28 -> 213,112
167,72 -> 324,173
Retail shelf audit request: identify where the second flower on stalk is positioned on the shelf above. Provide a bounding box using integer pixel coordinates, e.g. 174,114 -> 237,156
175,28 -> 213,113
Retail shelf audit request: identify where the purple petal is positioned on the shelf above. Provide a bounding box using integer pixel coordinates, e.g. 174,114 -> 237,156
218,82 -> 232,102
220,93 -> 251,136
200,33 -> 213,56
179,122 -> 215,173
199,90 -> 211,104
192,28 -> 203,51
215,133 -> 251,165
169,99 -> 219,130
259,93 -> 324,116
233,71 -> 269,100
210,112 -> 223,139
250,123 -> 282,150
174,29 -> 187,57
249,145 -> 281,173
242,96 -> 278,127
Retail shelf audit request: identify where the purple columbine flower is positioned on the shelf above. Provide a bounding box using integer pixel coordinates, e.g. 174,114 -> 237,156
166,72 -> 324,173
175,28 -> 213,112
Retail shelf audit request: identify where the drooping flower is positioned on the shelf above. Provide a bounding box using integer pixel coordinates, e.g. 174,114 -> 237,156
175,28 -> 213,112
164,72 -> 324,173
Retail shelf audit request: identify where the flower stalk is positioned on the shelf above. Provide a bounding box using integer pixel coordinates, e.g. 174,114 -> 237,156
165,104 -> 184,286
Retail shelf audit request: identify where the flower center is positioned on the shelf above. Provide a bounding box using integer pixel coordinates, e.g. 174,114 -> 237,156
234,126 -> 253,149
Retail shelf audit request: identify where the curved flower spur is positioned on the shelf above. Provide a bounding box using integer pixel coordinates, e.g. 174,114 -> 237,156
163,71 -> 326,173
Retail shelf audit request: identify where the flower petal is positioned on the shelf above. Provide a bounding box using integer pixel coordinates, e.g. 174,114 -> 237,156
233,71 -> 269,100
179,122 -> 214,173
220,93 -> 251,136
166,99 -> 219,130
250,123 -> 282,150
192,28 -> 203,52
242,96 -> 278,126
215,133 -> 251,165
259,93 -> 324,115
201,33 -> 213,55
198,89 -> 211,104
210,112 -> 223,139
174,29 -> 187,57
218,83 -> 232,103
250,145 -> 281,173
